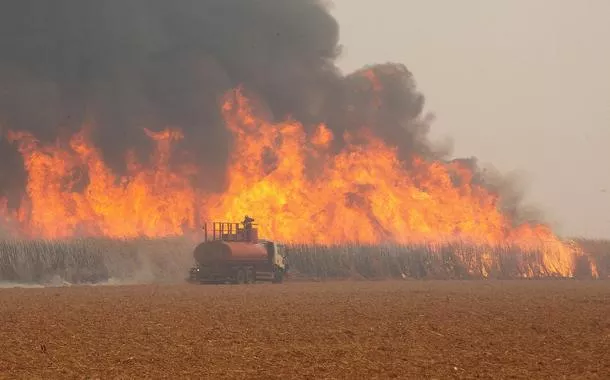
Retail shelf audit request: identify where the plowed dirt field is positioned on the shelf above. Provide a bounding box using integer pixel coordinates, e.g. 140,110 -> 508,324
0,280 -> 609,379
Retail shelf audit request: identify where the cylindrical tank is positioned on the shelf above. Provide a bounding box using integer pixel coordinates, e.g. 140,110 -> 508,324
193,240 -> 268,266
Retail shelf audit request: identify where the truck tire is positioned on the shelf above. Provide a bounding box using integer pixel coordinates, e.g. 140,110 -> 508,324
246,268 -> 255,284
235,268 -> 246,284
272,270 -> 284,284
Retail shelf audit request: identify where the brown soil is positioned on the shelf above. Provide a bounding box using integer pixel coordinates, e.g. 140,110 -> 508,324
0,280 -> 609,379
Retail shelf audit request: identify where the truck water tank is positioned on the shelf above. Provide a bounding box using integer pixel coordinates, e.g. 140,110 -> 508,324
193,240 -> 268,265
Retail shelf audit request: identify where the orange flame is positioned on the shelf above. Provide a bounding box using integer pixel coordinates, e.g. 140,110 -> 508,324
5,127 -> 201,237
0,88 -> 585,277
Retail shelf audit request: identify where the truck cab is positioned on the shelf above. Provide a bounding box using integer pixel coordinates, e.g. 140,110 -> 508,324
260,240 -> 289,282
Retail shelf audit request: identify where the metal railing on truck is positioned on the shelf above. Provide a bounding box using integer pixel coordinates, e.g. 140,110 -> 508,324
202,222 -> 259,243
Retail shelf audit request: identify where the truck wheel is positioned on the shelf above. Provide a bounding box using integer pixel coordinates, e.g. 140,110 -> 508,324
245,268 -> 255,284
272,270 -> 284,284
235,268 -> 246,284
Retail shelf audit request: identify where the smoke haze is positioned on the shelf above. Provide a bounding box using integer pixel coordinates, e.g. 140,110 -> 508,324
0,0 -> 533,223
0,0 -> 438,199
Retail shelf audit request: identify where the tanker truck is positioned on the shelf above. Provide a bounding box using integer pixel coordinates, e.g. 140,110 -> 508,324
188,218 -> 288,284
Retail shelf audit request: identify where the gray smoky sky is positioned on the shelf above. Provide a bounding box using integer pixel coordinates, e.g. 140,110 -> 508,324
0,0 -> 433,201
330,0 -> 610,238
0,0 -> 555,232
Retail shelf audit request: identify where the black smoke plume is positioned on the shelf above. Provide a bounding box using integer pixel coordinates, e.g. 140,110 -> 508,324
0,0 -> 534,224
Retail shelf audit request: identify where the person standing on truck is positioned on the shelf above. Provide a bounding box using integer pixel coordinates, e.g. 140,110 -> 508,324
242,215 -> 254,240
242,215 -> 254,229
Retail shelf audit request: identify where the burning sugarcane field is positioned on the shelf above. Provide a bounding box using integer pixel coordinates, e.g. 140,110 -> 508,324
0,0 -> 609,378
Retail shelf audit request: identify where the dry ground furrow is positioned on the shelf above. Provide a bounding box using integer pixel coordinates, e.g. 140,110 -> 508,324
0,280 -> 609,379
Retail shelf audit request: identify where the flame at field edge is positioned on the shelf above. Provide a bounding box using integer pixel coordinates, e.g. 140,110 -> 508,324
0,88 -> 596,279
